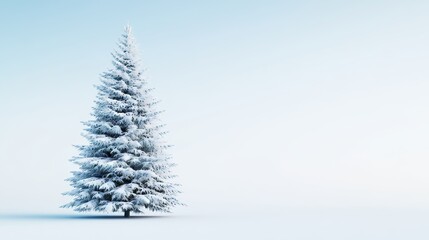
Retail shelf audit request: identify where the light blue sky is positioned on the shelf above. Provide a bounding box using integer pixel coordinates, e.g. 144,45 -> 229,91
1,0 -> 429,213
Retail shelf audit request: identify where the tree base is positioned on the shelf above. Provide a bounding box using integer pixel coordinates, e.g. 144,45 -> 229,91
124,210 -> 130,218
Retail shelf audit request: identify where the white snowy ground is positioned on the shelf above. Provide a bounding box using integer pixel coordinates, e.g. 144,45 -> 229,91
1,207 -> 428,240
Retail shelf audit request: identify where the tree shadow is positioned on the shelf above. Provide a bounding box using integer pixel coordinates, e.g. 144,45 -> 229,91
0,213 -> 167,221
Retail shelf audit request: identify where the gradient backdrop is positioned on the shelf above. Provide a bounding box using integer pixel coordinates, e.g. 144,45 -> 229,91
1,1 -> 429,238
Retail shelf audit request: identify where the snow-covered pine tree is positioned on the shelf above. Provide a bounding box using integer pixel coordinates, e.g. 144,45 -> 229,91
62,25 -> 180,217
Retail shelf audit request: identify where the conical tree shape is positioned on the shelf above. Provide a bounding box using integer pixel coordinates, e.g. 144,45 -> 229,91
62,26 -> 180,216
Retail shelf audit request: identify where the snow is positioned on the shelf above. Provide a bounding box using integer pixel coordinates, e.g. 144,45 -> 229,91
135,195 -> 151,205
1,207 -> 429,240
99,181 -> 115,191
112,185 -> 131,201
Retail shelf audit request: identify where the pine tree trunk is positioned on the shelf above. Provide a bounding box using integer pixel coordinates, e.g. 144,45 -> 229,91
124,210 -> 130,218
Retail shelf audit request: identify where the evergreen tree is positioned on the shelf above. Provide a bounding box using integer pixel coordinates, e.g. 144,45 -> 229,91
62,26 -> 180,217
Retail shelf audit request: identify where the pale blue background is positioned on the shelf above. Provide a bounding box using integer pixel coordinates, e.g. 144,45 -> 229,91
1,1 -> 429,239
